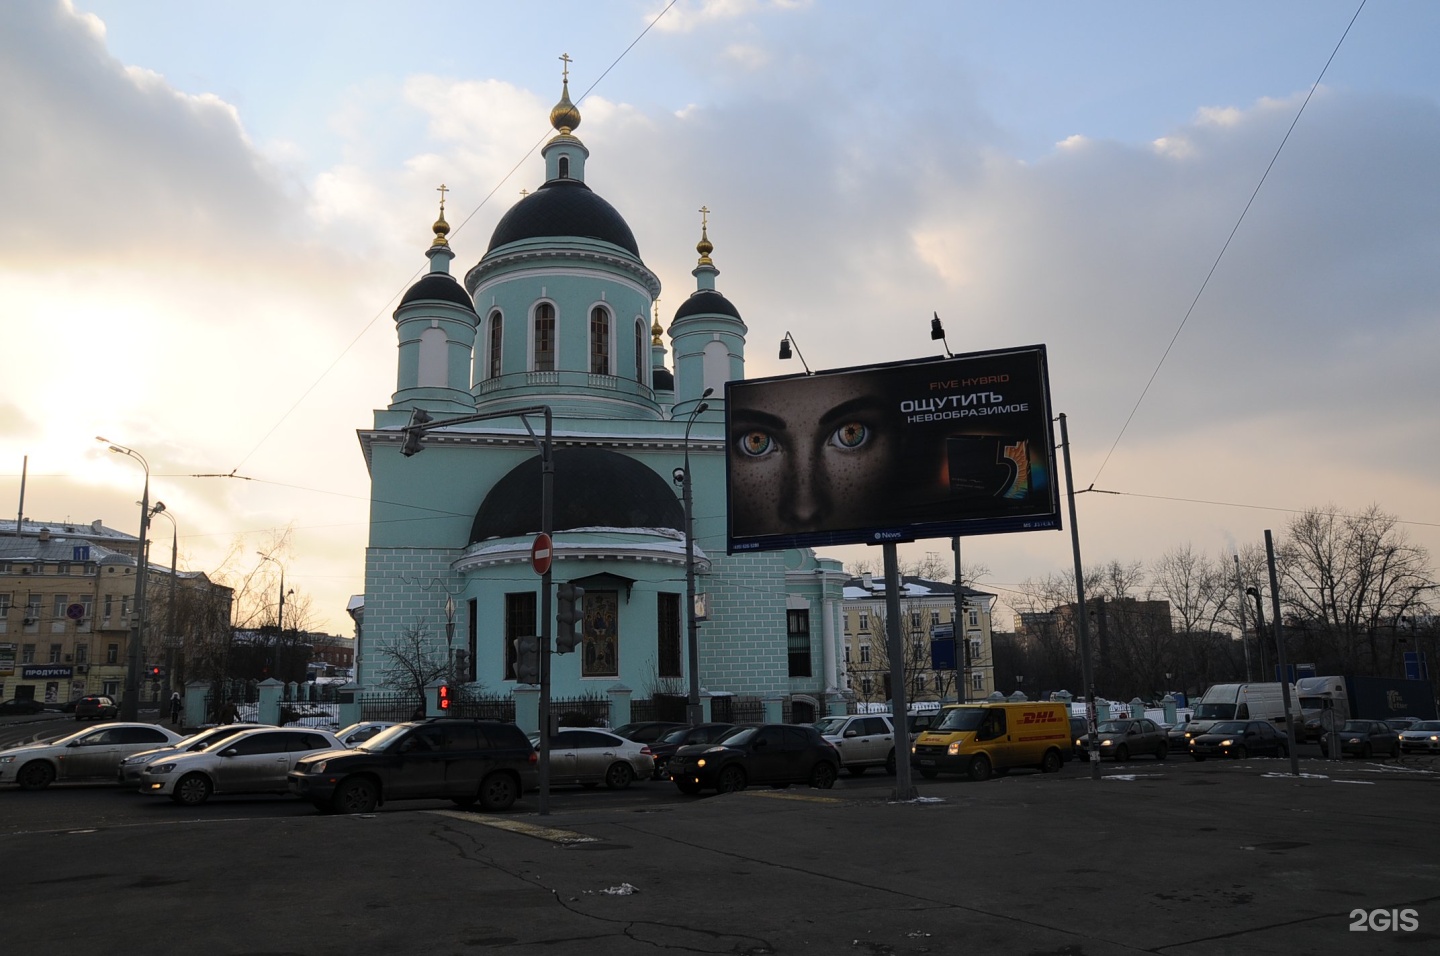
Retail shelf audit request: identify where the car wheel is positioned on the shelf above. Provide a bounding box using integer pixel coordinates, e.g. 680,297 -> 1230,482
604,762 -> 634,790
968,754 -> 992,782
1040,749 -> 1063,774
17,761 -> 56,791
332,777 -> 379,814
1234,745 -> 1248,760
919,769 -> 939,779
885,750 -> 897,776
478,772 -> 519,812
1114,745 -> 1130,763
810,762 -> 837,790
675,779 -> 703,795
173,772 -> 213,806
716,765 -> 747,794
1154,746 -> 1167,761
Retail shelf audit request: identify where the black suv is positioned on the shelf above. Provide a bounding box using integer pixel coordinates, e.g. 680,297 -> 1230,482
667,723 -> 840,795
287,718 -> 537,814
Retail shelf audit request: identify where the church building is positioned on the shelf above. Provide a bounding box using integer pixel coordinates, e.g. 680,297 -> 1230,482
354,72 -> 849,723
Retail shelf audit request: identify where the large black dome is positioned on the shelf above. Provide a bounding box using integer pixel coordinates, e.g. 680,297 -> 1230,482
398,272 -> 476,313
487,179 -> 640,257
470,447 -> 682,542
674,289 -> 741,321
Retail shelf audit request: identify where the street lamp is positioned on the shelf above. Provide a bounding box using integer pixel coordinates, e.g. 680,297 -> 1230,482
257,553 -> 292,684
778,332 -> 811,373
677,387 -> 713,727
1245,586 -> 1270,679
96,436 -> 151,721
150,502 -> 178,701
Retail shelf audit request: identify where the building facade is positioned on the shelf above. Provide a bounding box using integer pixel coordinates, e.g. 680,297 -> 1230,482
841,574 -> 996,706
354,75 -> 851,722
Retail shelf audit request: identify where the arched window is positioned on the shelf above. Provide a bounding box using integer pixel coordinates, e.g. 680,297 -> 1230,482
634,319 -> 645,383
418,327 -> 446,386
487,310 -> 502,379
533,303 -> 555,371
590,306 -> 610,375
558,156 -> 570,179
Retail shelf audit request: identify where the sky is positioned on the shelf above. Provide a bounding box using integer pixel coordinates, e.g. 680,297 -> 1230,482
2,0 -> 1437,636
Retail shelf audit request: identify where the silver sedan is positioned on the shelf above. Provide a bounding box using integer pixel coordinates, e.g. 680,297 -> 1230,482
530,728 -> 654,789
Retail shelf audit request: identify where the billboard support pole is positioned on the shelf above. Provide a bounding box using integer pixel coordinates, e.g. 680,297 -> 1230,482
953,536 -> 967,703
884,542 -> 917,801
1058,414 -> 1099,780
1264,530 -> 1301,776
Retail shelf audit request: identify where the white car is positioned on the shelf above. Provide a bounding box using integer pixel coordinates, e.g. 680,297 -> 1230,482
812,714 -> 898,776
116,724 -> 269,788
334,721 -> 398,748
529,727 -> 654,789
140,726 -> 343,805
0,722 -> 184,790
1399,720 -> 1440,754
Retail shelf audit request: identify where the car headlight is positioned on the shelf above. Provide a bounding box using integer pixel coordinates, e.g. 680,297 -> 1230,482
1100,739 -> 1113,746
1075,738 -> 1082,746
148,762 -> 177,775
1429,736 -> 1439,742
0,755 -> 15,765
1346,738 -> 1360,744
696,758 -> 707,768
308,760 -> 328,773
947,742 -> 961,756
1220,739 -> 1234,747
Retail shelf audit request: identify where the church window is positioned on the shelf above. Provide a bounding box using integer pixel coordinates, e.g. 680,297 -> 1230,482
418,327 -> 446,386
657,593 -> 681,678
634,319 -> 645,383
787,609 -> 811,678
590,307 -> 611,375
533,303 -> 555,371
559,156 -> 570,179
504,592 -> 537,681
487,311 -> 502,379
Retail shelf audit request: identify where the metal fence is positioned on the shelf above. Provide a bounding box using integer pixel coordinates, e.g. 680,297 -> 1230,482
629,694 -> 688,723
551,695 -> 612,727
449,696 -> 516,722
712,696 -> 766,724
360,693 -> 424,722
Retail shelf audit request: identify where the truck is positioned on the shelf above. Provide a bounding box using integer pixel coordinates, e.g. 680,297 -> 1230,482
1296,675 -> 1438,741
1167,682 -> 1302,751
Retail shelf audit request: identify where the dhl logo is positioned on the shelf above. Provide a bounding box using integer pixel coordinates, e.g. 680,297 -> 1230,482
1018,711 -> 1061,725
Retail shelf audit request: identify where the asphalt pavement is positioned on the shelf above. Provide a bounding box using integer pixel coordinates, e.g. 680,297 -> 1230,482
4,742 -> 1438,955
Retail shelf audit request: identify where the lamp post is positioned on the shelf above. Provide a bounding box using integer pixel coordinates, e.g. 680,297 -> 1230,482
97,437 -> 151,722
445,594 -> 456,686
257,552 -> 291,680
678,388 -> 713,727
1246,586 -> 1269,679
150,503 -> 178,702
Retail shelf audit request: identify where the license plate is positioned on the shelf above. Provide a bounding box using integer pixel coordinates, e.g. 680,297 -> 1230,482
919,758 -> 935,766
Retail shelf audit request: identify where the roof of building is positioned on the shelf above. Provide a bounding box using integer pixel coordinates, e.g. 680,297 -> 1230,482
398,272 -> 476,313
0,535 -> 132,565
842,575 -> 993,601
674,288 -> 742,322
485,179 -> 640,257
0,518 -> 135,542
470,447 -> 684,542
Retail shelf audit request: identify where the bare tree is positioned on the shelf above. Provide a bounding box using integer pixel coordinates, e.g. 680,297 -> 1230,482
376,618 -> 449,701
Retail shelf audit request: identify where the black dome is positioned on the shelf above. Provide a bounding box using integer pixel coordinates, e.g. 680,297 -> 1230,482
470,447 -> 682,542
487,179 -> 640,257
674,289 -> 741,321
651,368 -> 675,391
398,273 -> 476,313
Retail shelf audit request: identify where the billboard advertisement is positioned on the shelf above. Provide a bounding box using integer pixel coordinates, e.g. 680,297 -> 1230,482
726,345 -> 1060,553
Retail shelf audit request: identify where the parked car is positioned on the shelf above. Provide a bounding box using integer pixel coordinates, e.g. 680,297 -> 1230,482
1066,716 -> 1089,762
667,723 -> 840,795
0,697 -> 48,716
1398,720 -> 1440,754
0,722 -> 184,789
1384,717 -> 1422,732
904,713 -> 942,735
115,724 -> 268,788
1188,720 -> 1289,760
648,723 -> 736,780
1321,720 -> 1401,759
812,713 -> 898,776
73,695 -> 119,721
611,721 -> 686,744
288,718 -> 537,814
334,721 -> 397,748
140,727 -> 343,805
531,728 -> 653,789
1093,718 -> 1168,762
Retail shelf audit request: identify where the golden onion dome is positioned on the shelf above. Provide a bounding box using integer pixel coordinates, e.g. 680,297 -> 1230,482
550,79 -> 581,135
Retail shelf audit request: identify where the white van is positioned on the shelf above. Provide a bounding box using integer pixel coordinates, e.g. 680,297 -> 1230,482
1188,683 -> 1302,738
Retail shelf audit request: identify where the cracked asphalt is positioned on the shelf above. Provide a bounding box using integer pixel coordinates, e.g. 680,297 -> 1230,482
6,752 -> 1438,955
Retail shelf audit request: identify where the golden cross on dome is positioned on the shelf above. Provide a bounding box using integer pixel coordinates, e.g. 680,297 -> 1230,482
520,188 -> 529,197
436,183 -> 448,214
699,205 -> 710,230
560,53 -> 572,82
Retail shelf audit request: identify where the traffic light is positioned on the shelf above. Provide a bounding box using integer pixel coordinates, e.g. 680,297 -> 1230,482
513,636 -> 541,684
555,582 -> 585,653
148,665 -> 162,680
437,683 -> 451,711
401,408 -> 434,456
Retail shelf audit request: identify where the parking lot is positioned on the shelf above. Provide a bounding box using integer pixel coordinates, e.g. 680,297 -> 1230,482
3,727 -> 1436,956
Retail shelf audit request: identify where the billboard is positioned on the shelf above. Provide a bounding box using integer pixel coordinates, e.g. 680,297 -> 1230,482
726,345 -> 1060,553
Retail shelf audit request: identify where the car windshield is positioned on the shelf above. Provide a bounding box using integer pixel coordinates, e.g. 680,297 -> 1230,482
934,708 -> 987,732
1193,703 -> 1236,720
1097,721 -> 1133,733
1208,722 -> 1249,734
1409,721 -> 1440,731
359,724 -> 414,751
1340,721 -> 1371,733
811,717 -> 851,735
658,727 -> 694,744
718,727 -> 757,745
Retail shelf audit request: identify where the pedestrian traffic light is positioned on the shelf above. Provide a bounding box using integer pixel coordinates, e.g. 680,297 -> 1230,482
513,635 -> 541,684
401,407 -> 434,456
438,683 -> 451,711
148,665 -> 162,679
555,582 -> 585,653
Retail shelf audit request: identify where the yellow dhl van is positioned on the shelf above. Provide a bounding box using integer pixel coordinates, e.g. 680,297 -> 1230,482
910,701 -> 1069,781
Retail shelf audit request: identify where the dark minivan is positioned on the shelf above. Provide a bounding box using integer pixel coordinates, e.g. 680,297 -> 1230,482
287,718 -> 537,814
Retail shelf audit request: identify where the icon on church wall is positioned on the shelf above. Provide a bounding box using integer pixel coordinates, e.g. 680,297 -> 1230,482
582,591 -> 619,678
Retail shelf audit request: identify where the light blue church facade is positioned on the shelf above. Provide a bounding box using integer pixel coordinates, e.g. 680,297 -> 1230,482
354,79 -> 849,723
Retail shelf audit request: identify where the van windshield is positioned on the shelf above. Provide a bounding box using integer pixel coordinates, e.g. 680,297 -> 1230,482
934,708 -> 987,732
1194,703 -> 1236,720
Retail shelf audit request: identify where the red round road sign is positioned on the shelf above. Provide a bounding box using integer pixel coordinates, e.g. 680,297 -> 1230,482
531,533 -> 553,575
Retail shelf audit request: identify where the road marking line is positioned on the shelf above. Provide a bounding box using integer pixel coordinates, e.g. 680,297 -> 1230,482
742,790 -> 842,804
429,811 -> 598,843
